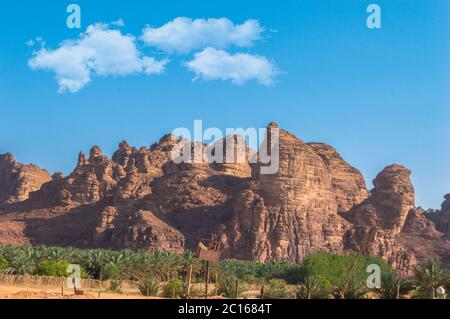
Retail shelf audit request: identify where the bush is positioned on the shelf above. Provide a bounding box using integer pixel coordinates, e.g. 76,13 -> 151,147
101,263 -> 121,281
412,258 -> 449,299
138,278 -> 160,296
295,275 -> 328,299
35,260 -> 70,277
333,277 -> 368,299
256,262 -> 303,284
163,278 -> 185,298
217,271 -> 247,298
241,274 -> 264,285
0,257 -> 7,270
265,279 -> 289,299
373,270 -> 413,299
217,260 -> 303,284
302,252 -> 391,289
108,280 -> 122,293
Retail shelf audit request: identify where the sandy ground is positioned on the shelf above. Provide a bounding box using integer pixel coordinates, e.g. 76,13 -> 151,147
0,284 -> 160,299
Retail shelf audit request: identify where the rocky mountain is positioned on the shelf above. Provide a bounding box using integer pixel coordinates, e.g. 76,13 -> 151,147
344,165 -> 447,272
425,194 -> 450,235
0,153 -> 51,204
0,123 -> 448,273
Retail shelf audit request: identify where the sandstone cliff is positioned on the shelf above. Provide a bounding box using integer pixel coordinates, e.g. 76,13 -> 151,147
345,165 -> 447,273
426,194 -> 450,234
0,124 -> 449,272
347,164 -> 415,234
0,153 -> 51,204
228,125 -> 351,263
307,143 -> 368,213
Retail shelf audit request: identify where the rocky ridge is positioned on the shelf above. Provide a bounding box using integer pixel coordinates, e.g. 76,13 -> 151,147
0,153 -> 51,204
0,123 -> 448,273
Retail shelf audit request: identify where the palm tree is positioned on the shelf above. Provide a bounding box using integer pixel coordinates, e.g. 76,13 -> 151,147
373,271 -> 413,299
30,245 -> 46,262
83,249 -> 106,279
138,278 -> 160,296
412,259 -> 449,299
6,252 -> 35,275
180,251 -> 201,280
47,246 -> 69,261
0,244 -> 16,263
334,278 -> 367,299
296,275 -> 327,299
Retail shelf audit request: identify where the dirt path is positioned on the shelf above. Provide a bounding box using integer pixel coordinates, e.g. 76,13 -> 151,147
0,284 -> 160,299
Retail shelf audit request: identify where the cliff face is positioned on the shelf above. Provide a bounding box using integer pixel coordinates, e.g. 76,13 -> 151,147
228,126 -> 351,263
0,153 -> 51,204
345,165 -> 446,273
307,143 -> 368,213
425,194 -> 450,235
347,164 -> 415,234
0,124 -> 449,272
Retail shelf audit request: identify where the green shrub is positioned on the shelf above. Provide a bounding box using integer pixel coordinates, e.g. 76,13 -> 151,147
108,279 -> 122,293
265,279 -> 289,299
3,253 -> 35,275
373,270 -> 413,299
138,278 -> 160,296
217,271 -> 247,298
163,278 -> 185,298
332,276 -> 368,299
241,274 -> 264,285
412,259 -> 449,299
101,262 -> 121,280
0,257 -> 7,270
295,275 -> 328,299
257,262 -> 303,284
35,260 -> 70,277
217,260 -> 302,284
302,252 -> 390,289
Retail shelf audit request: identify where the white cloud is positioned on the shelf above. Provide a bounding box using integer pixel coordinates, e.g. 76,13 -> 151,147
141,17 -> 264,54
111,19 -> 125,27
185,48 -> 276,86
28,23 -> 168,93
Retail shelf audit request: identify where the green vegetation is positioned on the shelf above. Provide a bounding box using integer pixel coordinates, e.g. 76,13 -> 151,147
0,244 -> 448,299
264,279 -> 289,299
334,278 -> 368,299
35,260 -> 70,277
108,279 -> 122,293
374,270 -> 413,299
295,275 -> 328,299
218,260 -> 302,284
162,278 -> 185,298
217,268 -> 247,298
138,278 -> 160,296
0,257 -> 7,270
301,252 -> 391,288
411,258 -> 449,299
101,262 -> 121,280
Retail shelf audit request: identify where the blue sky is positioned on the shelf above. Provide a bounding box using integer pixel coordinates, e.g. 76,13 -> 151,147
0,0 -> 449,208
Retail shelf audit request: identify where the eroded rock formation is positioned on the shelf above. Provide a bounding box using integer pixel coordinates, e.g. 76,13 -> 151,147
426,194 -> 450,234
0,153 -> 51,204
345,165 -> 447,273
307,143 -> 368,213
228,126 -> 351,263
347,164 -> 415,234
0,123 -> 449,272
